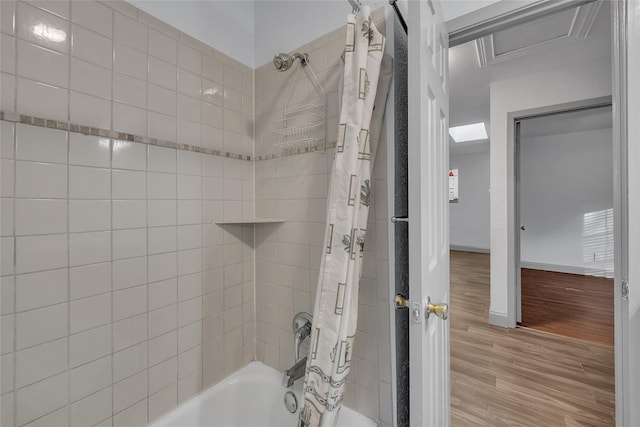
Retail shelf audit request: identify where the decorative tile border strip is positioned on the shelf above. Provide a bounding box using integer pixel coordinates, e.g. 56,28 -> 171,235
0,111 -> 252,161
255,140 -> 337,161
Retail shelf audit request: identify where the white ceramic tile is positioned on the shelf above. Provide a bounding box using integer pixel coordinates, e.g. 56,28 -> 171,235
149,28 -> 176,64
202,102 -> 223,128
112,256 -> 147,290
149,330 -> 177,368
0,1 -> 15,36
177,150 -> 201,175
178,200 -> 202,225
177,174 -> 201,200
113,370 -> 147,415
202,55 -> 223,84
0,275 -> 14,315
177,43 -> 200,74
72,0 -> 112,38
70,91 -> 111,129
0,121 -> 14,159
112,140 -> 147,170
16,77 -> 68,121
224,64 -> 242,90
17,40 -> 69,88
15,234 -> 67,274
69,324 -> 111,368
148,200 -> 176,227
1,313 -> 14,354
27,1 -> 69,19
177,224 -> 201,251
178,272 -> 201,302
149,56 -> 177,91
15,199 -> 67,236
69,355 -> 111,402
70,386 -> 112,427
15,268 -> 67,312
178,320 -> 201,352
113,72 -> 147,109
69,166 -> 110,199
148,356 -> 177,395
70,57 -> 111,99
148,146 -> 176,173
113,102 -> 147,137
149,304 -> 177,338
177,248 -> 201,277
0,159 -> 14,197
16,337 -> 67,388
71,24 -> 111,68
114,42 -> 147,80
69,134 -> 110,167
113,228 -> 147,260
16,2 -> 69,54
177,94 -> 200,120
69,262 -> 111,300
112,169 -> 146,200
15,302 -> 67,349
69,293 -> 110,334
202,79 -> 224,106
177,345 -> 201,378
15,372 -> 68,426
69,231 -> 111,267
114,12 -> 147,52
112,200 -> 147,229
148,83 -> 176,116
177,119 -> 202,147
148,111 -> 177,142
112,313 -> 147,352
1,351 -> 13,393
148,226 -> 177,255
176,69 -> 200,99
148,172 -> 177,199
149,383 -> 177,422
0,72 -> 15,113
15,161 -> 67,198
113,284 -> 147,321
69,199 -> 110,232
113,396 -> 147,427
148,251 -> 177,283
1,198 -> 13,237
113,341 -> 146,382
149,278 -> 177,310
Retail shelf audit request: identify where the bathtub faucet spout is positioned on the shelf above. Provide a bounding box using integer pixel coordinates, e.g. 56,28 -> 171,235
282,356 -> 307,388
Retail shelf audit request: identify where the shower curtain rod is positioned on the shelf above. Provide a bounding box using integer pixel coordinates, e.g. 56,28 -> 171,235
348,0 -> 408,34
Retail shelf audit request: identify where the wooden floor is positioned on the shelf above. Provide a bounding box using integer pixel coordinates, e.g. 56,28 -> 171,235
520,268 -> 614,346
450,251 -> 615,427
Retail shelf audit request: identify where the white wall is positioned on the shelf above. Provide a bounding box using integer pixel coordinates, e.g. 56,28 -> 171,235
253,0 -> 388,68
449,150 -> 490,250
489,57 -> 611,326
127,0 -> 256,67
520,128 -> 613,276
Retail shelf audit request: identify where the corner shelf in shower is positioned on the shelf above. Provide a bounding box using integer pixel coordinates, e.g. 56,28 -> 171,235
214,218 -> 286,225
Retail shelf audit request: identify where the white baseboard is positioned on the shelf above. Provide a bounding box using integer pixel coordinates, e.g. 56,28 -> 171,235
520,261 -> 614,278
450,245 -> 490,254
488,311 -> 514,328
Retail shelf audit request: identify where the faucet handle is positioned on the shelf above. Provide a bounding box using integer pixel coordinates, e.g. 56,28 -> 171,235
292,312 -> 312,362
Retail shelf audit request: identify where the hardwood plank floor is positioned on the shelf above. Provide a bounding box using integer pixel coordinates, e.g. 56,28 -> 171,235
520,268 -> 614,346
450,251 -> 615,427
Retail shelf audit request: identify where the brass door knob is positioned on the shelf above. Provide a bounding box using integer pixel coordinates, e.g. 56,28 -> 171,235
394,294 -> 409,309
425,297 -> 449,320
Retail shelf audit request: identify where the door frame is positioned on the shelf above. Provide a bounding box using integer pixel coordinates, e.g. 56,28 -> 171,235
510,97 -> 613,325
440,0 -> 630,425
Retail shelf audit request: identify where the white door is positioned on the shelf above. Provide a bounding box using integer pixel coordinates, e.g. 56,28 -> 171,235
407,0 -> 450,426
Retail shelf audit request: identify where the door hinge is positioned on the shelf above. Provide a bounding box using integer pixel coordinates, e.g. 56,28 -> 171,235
622,279 -> 629,300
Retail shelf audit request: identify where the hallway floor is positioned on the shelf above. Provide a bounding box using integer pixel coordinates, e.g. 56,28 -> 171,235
450,251 -> 615,427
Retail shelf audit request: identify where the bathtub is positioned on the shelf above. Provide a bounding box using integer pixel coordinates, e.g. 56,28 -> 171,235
150,361 -> 378,427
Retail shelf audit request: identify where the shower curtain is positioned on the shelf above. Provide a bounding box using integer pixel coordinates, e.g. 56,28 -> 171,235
300,6 -> 390,427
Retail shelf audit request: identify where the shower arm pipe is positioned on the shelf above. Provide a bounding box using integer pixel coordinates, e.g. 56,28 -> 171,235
348,0 -> 407,35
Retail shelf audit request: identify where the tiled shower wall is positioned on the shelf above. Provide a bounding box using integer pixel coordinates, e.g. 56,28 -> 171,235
0,1 -> 255,426
254,11 -> 393,426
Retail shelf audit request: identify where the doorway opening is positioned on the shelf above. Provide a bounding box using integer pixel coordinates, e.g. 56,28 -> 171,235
515,105 -> 614,346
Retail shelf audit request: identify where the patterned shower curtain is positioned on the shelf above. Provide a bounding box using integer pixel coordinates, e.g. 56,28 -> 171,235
300,7 -> 388,427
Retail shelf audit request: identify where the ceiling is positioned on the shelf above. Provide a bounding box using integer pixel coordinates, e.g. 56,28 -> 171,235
449,1 -> 612,156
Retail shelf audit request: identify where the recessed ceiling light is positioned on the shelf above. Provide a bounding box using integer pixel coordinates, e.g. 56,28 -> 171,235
449,122 -> 488,143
